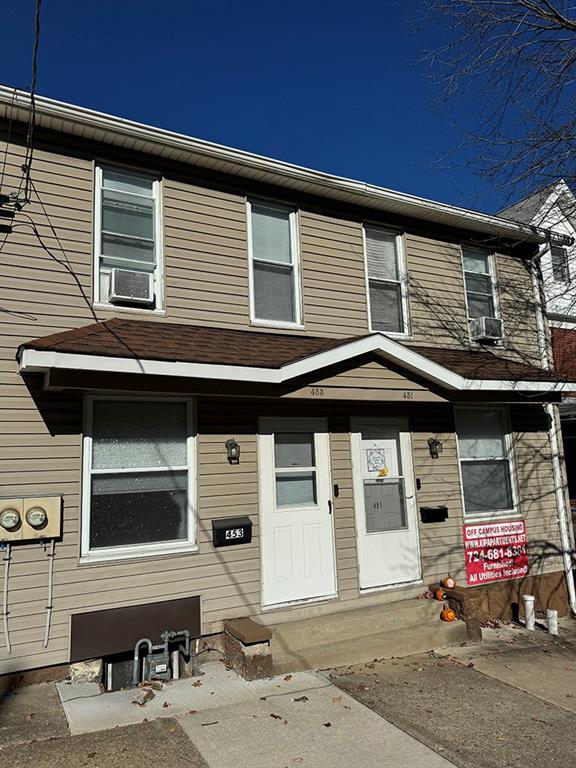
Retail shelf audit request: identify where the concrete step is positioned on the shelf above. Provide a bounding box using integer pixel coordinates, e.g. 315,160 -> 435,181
270,598 -> 443,654
272,619 -> 467,674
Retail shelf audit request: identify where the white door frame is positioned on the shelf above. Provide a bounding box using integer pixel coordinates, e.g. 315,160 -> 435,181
258,416 -> 338,609
350,416 -> 422,592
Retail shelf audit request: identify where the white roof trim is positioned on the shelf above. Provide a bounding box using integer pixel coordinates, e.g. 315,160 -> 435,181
17,332 -> 571,393
0,85 -> 564,245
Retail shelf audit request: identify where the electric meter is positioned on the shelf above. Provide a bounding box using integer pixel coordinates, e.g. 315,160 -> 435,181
0,508 -> 21,531
26,506 -> 48,529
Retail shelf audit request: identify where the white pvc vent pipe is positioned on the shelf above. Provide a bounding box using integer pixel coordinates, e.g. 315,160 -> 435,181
523,594 -> 536,631
547,609 -> 559,636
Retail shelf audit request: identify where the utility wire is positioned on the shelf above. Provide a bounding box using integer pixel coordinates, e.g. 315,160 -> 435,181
16,0 -> 42,206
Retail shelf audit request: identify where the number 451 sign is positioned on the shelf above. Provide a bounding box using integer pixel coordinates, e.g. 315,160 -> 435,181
463,519 -> 528,585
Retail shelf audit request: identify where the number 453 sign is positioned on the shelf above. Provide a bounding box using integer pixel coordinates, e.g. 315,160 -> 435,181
463,519 -> 528,585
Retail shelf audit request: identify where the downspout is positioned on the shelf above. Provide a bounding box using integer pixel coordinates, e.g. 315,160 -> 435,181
530,252 -> 576,614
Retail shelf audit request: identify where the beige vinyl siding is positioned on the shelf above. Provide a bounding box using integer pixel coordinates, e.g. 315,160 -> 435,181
495,252 -> 541,365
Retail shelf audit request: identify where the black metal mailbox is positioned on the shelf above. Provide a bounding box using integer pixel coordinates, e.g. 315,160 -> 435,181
212,516 -> 252,547
419,506 -> 449,524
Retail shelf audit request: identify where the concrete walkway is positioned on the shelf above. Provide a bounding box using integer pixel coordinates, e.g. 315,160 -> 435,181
53,663 -> 454,768
329,621 -> 576,768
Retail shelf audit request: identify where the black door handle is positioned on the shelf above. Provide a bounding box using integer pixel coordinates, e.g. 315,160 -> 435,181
328,500 -> 333,515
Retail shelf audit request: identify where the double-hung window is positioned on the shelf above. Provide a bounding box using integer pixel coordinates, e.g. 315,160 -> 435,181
551,245 -> 570,283
248,200 -> 301,326
364,226 -> 408,334
456,407 -> 515,517
82,397 -> 195,561
94,166 -> 161,308
462,246 -> 498,319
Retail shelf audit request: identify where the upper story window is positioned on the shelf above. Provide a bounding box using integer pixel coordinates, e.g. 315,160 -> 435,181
456,407 -> 515,518
364,226 -> 408,335
248,200 -> 302,327
82,397 -> 195,562
94,166 -> 162,309
551,245 -> 570,283
462,246 -> 498,319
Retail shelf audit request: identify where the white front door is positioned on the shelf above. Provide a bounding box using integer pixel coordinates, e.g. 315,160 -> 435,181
351,418 -> 421,590
259,418 -> 337,607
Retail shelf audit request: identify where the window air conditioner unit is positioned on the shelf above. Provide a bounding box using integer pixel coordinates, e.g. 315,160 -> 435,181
109,269 -> 154,305
470,316 -> 503,342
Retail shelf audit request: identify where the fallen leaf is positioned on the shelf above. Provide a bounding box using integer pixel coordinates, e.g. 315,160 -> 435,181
188,709 -> 198,714
200,721 -> 219,727
86,753 -> 96,759
332,696 -> 342,704
25,713 -> 35,721
291,695 -> 309,703
260,696 -> 267,701
284,675 -> 293,681
163,702 -> 170,708
323,722 -> 332,728
270,713 -> 283,720
192,680 -> 202,687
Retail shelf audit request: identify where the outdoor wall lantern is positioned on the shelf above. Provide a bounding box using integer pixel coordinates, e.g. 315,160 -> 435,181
225,438 -> 240,465
427,437 -> 443,460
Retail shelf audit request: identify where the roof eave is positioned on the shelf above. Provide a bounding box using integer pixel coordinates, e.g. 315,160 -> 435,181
0,85 -> 562,245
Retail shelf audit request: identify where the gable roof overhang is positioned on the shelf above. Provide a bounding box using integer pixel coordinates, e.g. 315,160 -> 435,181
0,85 -> 569,247
16,320 -> 572,395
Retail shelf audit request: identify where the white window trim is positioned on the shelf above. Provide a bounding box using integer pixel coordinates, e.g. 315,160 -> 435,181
247,198 -> 304,329
461,245 -> 501,327
93,164 -> 164,311
80,394 -> 197,563
455,405 -> 519,522
362,225 -> 410,338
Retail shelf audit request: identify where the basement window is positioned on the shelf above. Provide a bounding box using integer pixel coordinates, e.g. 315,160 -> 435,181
81,397 -> 196,561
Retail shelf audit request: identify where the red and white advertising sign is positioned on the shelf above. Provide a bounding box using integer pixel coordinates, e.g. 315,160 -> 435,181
463,519 -> 528,585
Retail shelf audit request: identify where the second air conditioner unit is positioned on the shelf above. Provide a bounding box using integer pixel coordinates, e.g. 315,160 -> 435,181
470,316 -> 503,342
109,268 -> 154,305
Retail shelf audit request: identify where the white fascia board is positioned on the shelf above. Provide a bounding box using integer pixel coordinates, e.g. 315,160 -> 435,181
19,341 -> 571,393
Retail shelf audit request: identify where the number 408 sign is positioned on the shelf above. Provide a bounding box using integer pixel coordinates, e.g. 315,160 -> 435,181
463,519 -> 528,585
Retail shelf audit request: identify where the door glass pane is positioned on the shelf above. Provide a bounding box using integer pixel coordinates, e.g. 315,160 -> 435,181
251,204 -> 292,264
365,228 -> 399,281
90,470 -> 188,548
276,471 -> 317,507
457,408 -> 507,459
369,280 -> 403,332
461,460 -> 513,514
253,262 -> 295,322
275,433 -> 315,468
363,479 -> 406,532
92,401 -> 188,469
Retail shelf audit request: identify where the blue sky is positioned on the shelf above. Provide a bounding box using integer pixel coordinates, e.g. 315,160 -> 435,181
2,1 -> 504,212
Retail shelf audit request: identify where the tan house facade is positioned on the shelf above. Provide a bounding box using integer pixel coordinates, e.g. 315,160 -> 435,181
0,86 -> 574,677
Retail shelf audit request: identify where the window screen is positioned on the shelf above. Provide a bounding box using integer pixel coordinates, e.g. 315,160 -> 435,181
456,408 -> 514,516
365,227 -> 405,333
250,202 -> 298,324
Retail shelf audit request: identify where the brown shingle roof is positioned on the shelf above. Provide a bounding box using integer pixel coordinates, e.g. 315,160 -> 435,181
19,318 -> 559,383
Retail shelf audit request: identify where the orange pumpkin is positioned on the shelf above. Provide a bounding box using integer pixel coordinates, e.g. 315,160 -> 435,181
441,607 -> 457,622
441,575 -> 456,589
435,588 -> 447,601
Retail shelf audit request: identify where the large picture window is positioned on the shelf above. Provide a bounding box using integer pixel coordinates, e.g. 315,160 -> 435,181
456,407 -> 515,517
364,226 -> 408,335
94,166 -> 162,308
82,397 -> 195,561
248,200 -> 301,326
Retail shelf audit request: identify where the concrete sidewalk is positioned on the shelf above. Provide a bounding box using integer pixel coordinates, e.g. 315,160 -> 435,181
52,663 -> 454,768
329,620 -> 576,768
